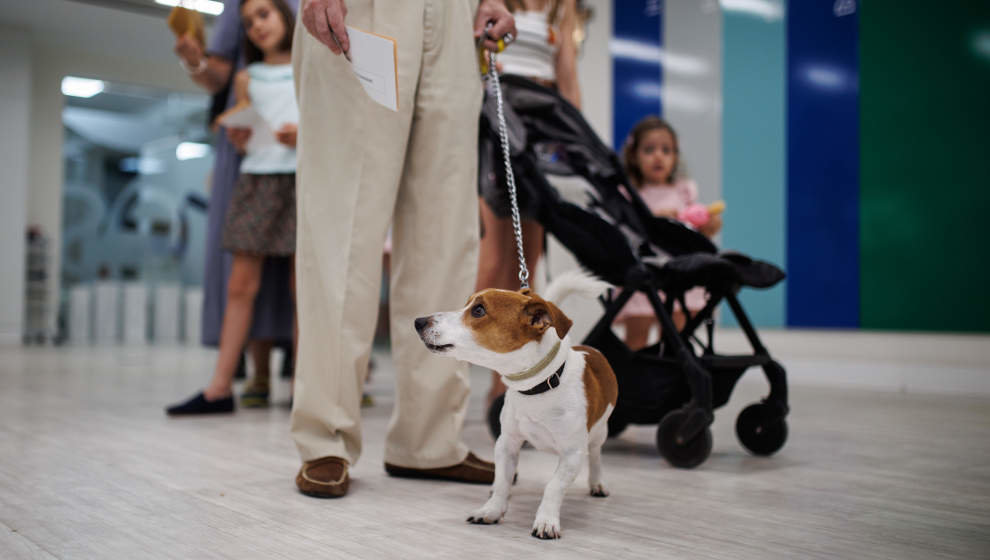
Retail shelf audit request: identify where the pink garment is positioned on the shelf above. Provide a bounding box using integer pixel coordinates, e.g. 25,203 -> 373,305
617,178 -> 708,321
638,178 -> 699,216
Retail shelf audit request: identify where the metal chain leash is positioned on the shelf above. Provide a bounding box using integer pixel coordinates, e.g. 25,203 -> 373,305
485,49 -> 530,290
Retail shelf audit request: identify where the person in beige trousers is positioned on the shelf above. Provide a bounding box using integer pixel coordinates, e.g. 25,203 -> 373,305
291,0 -> 516,498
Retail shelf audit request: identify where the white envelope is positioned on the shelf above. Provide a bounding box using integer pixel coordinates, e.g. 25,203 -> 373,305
346,26 -> 399,112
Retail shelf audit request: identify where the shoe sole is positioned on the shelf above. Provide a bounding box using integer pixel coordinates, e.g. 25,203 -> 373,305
384,464 -> 494,485
298,488 -> 347,499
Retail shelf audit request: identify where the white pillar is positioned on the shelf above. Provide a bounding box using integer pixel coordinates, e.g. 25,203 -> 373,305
93,280 -> 120,344
154,284 -> 181,344
69,285 -> 92,345
662,0 -> 723,204
183,287 -> 203,345
122,283 -> 148,345
0,28 -> 32,345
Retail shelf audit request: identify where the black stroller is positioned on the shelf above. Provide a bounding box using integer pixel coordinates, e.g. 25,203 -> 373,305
482,75 -> 790,469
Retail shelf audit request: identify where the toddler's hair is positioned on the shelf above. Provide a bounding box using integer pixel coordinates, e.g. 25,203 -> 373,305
241,0 -> 296,64
622,116 -> 679,188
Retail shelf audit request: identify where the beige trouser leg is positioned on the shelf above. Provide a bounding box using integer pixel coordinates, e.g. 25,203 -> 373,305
291,0 -> 482,468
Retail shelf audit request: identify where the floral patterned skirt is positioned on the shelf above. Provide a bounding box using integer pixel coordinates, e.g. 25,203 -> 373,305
222,173 -> 296,256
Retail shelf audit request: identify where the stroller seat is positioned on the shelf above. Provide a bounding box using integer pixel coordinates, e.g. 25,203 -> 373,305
719,251 -> 786,289
653,254 -> 740,294
651,252 -> 786,295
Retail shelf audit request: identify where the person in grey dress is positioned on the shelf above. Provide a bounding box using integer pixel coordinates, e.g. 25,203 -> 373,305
170,0 -> 298,409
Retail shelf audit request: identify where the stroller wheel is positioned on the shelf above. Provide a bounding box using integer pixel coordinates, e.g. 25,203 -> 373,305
735,403 -> 788,456
487,393 -> 506,440
656,409 -> 713,469
607,413 -> 629,438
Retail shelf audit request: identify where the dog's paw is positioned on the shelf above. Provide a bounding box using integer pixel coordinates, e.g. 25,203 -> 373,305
589,483 -> 609,497
531,516 -> 561,539
466,504 -> 505,525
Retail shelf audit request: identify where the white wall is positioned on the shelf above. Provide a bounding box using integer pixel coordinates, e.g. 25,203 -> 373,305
663,0 -> 722,204
576,0 -> 614,145
30,44 -> 204,330
1,0 -> 205,338
0,26 -> 32,344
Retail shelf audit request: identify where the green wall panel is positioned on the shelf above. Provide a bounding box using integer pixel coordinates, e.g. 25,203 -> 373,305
860,0 -> 990,332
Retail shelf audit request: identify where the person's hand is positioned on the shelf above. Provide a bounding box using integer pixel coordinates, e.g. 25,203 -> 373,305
226,127 -> 252,153
275,123 -> 298,148
654,208 -> 678,219
174,34 -> 204,68
699,214 -> 723,237
474,0 -> 516,52
302,0 -> 350,55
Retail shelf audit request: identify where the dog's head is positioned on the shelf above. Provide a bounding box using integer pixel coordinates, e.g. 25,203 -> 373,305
414,288 -> 573,373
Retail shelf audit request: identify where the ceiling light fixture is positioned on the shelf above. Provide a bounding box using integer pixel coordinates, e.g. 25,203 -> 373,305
154,0 -> 224,16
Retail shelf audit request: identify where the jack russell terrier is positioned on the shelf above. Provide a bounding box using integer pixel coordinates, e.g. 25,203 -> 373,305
414,272 -> 617,539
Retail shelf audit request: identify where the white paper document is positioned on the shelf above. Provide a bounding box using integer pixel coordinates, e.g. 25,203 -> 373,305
346,26 -> 398,112
217,104 -> 278,153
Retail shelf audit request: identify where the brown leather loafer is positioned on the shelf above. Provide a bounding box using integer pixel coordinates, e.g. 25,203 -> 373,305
384,452 -> 495,484
296,456 -> 350,498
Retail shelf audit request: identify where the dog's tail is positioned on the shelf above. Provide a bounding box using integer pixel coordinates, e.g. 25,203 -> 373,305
543,270 -> 612,305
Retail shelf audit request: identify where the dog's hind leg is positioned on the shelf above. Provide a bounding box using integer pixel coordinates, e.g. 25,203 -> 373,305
587,415 -> 609,497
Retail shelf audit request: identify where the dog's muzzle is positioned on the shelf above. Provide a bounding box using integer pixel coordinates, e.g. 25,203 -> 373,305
414,316 -> 453,353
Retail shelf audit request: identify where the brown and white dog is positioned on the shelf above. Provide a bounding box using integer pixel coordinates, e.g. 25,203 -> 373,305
414,272 -> 618,539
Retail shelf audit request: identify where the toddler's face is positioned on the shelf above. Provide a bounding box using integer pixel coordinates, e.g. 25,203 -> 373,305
242,0 -> 287,54
636,128 -> 677,185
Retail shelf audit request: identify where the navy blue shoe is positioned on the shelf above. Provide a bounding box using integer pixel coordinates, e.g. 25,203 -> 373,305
166,392 -> 235,416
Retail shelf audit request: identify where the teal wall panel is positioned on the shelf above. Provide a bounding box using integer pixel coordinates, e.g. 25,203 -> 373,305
721,6 -> 787,327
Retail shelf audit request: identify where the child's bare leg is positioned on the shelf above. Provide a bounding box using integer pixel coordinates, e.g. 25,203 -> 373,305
204,254 -> 264,400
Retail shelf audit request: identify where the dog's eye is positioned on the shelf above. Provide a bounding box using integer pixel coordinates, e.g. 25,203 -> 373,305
470,304 -> 486,318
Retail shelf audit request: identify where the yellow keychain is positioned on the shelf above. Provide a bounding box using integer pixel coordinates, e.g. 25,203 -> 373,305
478,38 -> 506,75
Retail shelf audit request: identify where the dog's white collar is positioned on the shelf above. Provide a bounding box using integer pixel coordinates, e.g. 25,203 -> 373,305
503,339 -> 562,382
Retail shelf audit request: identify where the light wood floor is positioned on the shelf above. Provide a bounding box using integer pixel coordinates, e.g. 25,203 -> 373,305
1,344 -> 988,559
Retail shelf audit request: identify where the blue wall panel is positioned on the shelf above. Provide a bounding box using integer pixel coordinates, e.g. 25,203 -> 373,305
611,0 -> 662,152
786,1 -> 859,327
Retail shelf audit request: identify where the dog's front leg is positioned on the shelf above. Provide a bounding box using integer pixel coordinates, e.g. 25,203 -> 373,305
531,445 -> 585,539
467,431 -> 523,525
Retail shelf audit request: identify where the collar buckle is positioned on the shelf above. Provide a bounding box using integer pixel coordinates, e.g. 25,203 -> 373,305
518,361 -> 566,396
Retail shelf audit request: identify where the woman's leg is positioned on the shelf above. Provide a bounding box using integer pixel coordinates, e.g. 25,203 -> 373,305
475,199 -> 518,292
673,309 -> 688,332
250,340 -> 273,383
623,316 -> 655,351
520,219 -> 544,288
241,339 -> 273,407
478,200 -> 546,405
477,200 -> 520,406
204,254 -> 265,400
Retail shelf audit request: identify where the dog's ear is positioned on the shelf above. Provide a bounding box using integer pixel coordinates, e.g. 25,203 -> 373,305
524,300 -> 573,338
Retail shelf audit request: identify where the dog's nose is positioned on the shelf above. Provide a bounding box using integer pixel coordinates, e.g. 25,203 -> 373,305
414,316 -> 430,333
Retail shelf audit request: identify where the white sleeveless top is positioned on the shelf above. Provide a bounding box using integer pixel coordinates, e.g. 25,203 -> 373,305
498,10 -> 558,81
240,63 -> 299,174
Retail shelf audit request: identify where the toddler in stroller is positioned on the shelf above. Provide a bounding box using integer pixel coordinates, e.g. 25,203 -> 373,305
481,74 -> 790,468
